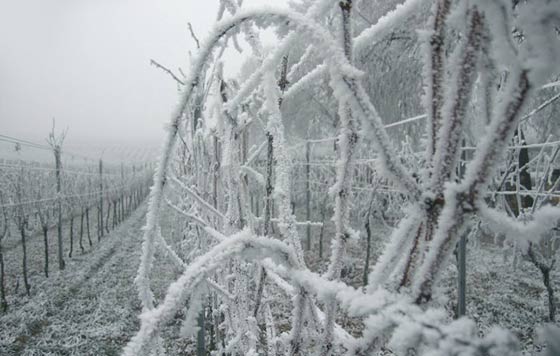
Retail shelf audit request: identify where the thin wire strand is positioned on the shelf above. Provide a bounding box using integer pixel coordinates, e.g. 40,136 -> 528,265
0,163 -> 124,178
0,185 -> 136,209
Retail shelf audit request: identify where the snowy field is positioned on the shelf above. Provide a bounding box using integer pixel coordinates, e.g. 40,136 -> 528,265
0,207 -> 150,355
0,207 -> 557,355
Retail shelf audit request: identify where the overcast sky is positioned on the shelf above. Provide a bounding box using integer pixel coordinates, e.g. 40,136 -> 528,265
0,0 -> 278,150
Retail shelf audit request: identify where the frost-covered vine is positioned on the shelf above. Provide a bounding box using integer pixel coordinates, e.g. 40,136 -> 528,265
127,0 -> 560,355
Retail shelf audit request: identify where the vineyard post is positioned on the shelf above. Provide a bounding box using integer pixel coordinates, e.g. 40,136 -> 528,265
130,165 -> 135,214
253,56 -> 290,319
54,142 -> 65,270
134,165 -> 138,211
86,175 -> 93,247
16,167 -> 31,295
305,139 -> 311,251
79,205 -> 85,254
457,232 -> 467,317
112,196 -> 117,229
68,194 -> 74,258
457,140 -> 467,317
120,163 -> 125,222
0,192 -> 9,311
35,185 -> 51,278
98,158 -> 103,239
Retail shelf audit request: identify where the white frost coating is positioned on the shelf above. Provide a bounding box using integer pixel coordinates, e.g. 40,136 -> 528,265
263,70 -> 305,267
135,3 -> 268,314
408,1 -> 543,301
240,165 -> 265,186
285,0 -> 426,102
430,6 -> 482,193
387,317 -> 424,353
353,0 -> 426,56
291,268 -> 391,316
473,0 -> 517,69
478,204 -> 560,251
516,1 -> 560,86
261,260 -> 356,348
169,175 -> 225,220
420,0 -> 450,174
325,64 -> 357,283
179,289 -> 204,338
346,79 -> 421,199
205,278 -> 235,301
204,226 -> 227,242
216,10 -> 420,202
156,227 -> 187,269
286,267 -> 511,356
130,0 -> 555,353
136,127 -> 178,312
217,0 -> 226,21
411,185 -> 465,298
367,207 -> 423,292
245,139 -> 267,165
283,63 -> 327,101
265,304 -> 278,356
419,27 -> 436,170
460,68 -> 530,194
124,230 -> 298,356
287,45 -> 314,83
224,0 -> 341,112
165,198 -> 209,228
352,299 -> 510,356
322,7 -> 359,348
262,68 -> 311,353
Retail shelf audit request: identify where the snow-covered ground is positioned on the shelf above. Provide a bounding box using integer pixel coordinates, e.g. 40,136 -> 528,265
0,207 -> 149,355
0,192 -> 557,356
0,205 -> 557,355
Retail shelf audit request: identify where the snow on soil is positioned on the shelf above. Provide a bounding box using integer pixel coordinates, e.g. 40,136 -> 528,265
0,206 -> 169,355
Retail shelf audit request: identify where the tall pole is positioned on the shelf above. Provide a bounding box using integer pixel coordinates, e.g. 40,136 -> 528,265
305,140 -> 311,251
54,146 -> 65,270
457,139 -> 467,317
99,159 -> 104,239
121,163 -> 126,221
457,232 -> 466,317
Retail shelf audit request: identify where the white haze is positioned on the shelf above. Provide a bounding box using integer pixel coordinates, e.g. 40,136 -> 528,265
0,0 -> 282,153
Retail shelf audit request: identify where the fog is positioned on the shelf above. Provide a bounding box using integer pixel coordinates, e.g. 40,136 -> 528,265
0,0 -> 265,149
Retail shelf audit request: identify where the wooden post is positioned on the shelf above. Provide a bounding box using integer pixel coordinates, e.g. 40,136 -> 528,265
54,146 -> 65,270
457,139 -> 467,317
68,214 -> 74,258
86,206 -> 92,246
16,169 -> 31,295
120,163 -> 125,222
263,133 -> 274,237
79,208 -> 85,253
113,200 -> 117,228
98,159 -> 104,239
254,55 -> 289,319
196,308 -> 206,356
105,195 -> 111,233
0,192 -> 8,311
305,140 -> 311,251
457,232 -> 467,317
